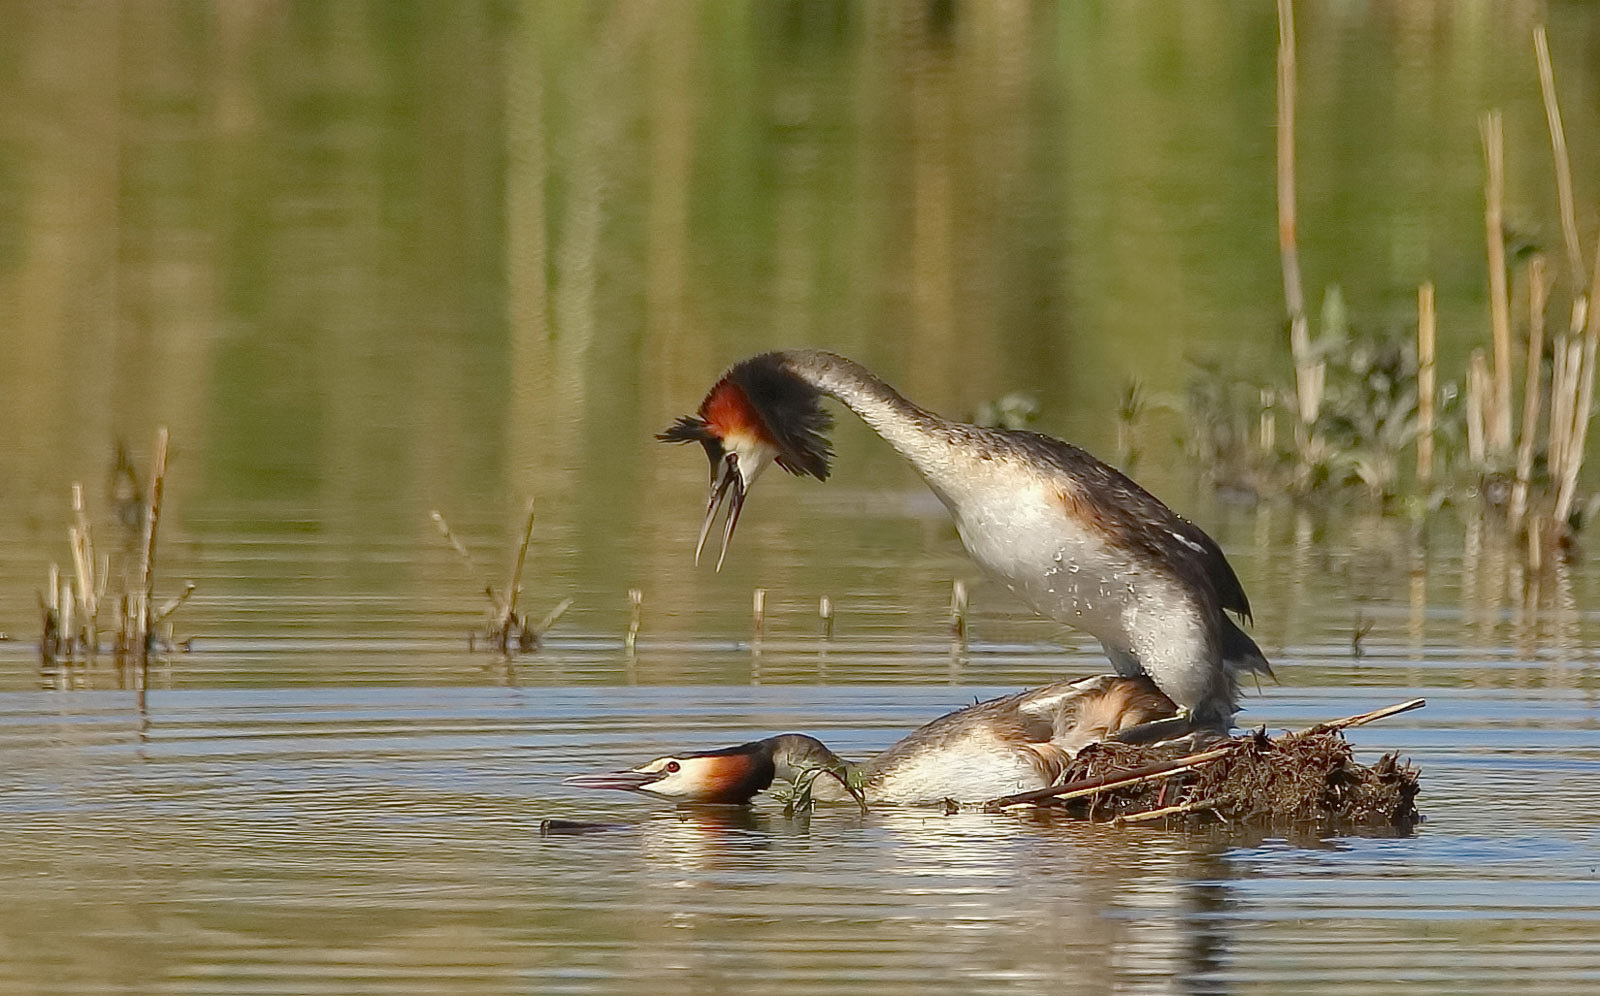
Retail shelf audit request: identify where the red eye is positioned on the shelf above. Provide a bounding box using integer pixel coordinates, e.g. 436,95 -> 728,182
665,761 -> 681,773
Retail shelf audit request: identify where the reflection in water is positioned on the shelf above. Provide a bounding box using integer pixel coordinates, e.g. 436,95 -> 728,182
1176,848 -> 1236,996
624,804 -> 1247,994
639,806 -> 772,868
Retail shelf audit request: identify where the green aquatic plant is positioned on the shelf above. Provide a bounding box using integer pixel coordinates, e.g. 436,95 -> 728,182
1186,285 -> 1478,506
776,759 -> 869,816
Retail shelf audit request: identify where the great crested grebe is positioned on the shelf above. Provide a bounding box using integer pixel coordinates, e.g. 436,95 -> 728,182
566,674 -> 1176,806
660,350 -> 1271,736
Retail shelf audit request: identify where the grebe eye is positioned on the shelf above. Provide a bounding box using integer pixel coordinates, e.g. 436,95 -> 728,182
665,761 -> 681,773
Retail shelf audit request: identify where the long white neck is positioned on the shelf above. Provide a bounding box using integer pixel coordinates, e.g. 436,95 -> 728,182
773,350 -> 963,487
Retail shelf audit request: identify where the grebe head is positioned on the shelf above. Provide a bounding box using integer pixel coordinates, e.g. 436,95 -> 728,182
565,745 -> 772,805
659,354 -> 832,570
565,734 -> 859,807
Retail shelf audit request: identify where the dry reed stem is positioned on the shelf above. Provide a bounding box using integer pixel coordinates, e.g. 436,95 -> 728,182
1417,283 -> 1437,487
432,504 -> 569,653
58,578 -> 73,655
501,499 -> 537,630
532,598 -> 573,638
1554,247 -> 1600,523
137,428 -> 169,671
154,583 -> 197,624
1303,696 -> 1426,733
1114,797 -> 1222,825
1481,111 -> 1514,457
1534,26 -> 1585,288
1277,0 -> 1317,427
1550,337 -> 1576,480
1466,350 -> 1489,465
752,588 -> 766,636
66,532 -> 88,654
949,579 -> 968,641
40,564 -> 64,665
819,596 -> 834,639
990,747 -> 1234,809
70,484 -> 98,649
1512,256 -> 1550,526
625,588 -> 642,653
429,510 -> 499,610
430,510 -> 478,570
1534,22 -> 1592,531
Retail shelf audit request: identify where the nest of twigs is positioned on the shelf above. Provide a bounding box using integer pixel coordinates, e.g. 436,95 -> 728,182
985,700 -> 1423,830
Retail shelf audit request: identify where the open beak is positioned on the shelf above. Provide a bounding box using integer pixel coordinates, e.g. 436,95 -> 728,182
563,769 -> 667,793
694,453 -> 747,571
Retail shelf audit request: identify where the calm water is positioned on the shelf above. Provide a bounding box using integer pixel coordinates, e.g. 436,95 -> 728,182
3,2 -> 1600,994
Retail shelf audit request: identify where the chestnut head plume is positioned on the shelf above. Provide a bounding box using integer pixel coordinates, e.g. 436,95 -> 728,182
658,353 -> 834,569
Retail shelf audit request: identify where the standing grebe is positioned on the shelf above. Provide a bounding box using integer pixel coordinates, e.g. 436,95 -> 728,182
659,350 -> 1271,735
566,674 -> 1177,806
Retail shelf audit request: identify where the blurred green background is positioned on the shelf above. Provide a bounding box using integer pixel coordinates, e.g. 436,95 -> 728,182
2,0 -> 1596,644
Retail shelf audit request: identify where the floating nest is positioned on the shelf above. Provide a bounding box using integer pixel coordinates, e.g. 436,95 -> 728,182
985,703 -> 1423,830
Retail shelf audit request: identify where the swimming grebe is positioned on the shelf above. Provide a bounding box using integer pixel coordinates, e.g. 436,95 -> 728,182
565,674 -> 1176,806
659,350 -> 1270,735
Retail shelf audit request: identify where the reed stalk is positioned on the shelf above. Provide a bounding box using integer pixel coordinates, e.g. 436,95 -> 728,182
59,577 -> 74,657
500,499 -> 538,638
1115,797 -> 1222,824
1534,20 -> 1594,532
1302,696 -> 1426,733
69,483 -> 98,657
40,571 -> 61,665
1416,283 -> 1437,487
153,583 -> 197,625
530,599 -> 572,645
1481,111 -> 1514,458
1549,336 -> 1576,482
1257,388 -> 1276,454
625,588 -> 642,653
430,509 -> 499,612
1466,350 -> 1489,466
136,428 -> 170,671
1553,249 -> 1600,524
1511,256 -> 1549,527
431,503 -> 569,653
1534,26 -> 1585,289
1277,0 -> 1318,429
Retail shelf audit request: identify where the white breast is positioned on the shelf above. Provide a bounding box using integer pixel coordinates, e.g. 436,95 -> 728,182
928,460 -> 1215,713
869,738 -> 1050,804
938,470 -> 1141,644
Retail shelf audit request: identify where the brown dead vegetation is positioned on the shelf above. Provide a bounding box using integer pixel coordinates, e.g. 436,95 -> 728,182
987,700 -> 1423,830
